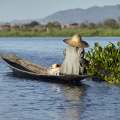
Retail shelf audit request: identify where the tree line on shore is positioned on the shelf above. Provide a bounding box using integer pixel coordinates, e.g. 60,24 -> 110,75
1,17 -> 120,30
1,17 -> 120,36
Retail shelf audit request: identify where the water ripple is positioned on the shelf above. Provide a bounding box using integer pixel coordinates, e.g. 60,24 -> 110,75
0,37 -> 120,120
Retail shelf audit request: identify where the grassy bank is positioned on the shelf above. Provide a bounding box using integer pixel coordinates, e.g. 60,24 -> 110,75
1,28 -> 120,37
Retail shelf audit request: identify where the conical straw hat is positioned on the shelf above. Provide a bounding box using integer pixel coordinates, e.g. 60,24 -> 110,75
63,34 -> 89,48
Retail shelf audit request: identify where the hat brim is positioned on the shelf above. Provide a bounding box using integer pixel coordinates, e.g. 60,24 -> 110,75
63,39 -> 89,48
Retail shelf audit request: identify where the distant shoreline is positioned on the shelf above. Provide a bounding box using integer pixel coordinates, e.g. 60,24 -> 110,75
1,28 -> 120,37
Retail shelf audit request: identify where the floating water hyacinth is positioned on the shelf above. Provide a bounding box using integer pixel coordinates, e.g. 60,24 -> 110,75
85,41 -> 120,84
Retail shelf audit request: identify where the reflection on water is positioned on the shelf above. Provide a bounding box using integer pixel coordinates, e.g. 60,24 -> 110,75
0,37 -> 120,120
62,86 -> 84,120
63,86 -> 83,101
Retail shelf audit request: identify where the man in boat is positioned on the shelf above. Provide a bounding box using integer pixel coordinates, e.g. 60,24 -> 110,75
2,34 -> 89,76
60,34 -> 89,75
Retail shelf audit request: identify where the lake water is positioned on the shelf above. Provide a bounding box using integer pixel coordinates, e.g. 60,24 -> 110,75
0,37 -> 120,120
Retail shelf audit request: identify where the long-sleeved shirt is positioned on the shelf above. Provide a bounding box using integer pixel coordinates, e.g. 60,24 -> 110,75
60,46 -> 85,75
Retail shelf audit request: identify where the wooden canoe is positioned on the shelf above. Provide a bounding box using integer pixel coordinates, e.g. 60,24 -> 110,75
2,55 -> 90,84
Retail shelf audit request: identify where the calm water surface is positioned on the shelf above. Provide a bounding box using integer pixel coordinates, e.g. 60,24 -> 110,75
0,37 -> 120,120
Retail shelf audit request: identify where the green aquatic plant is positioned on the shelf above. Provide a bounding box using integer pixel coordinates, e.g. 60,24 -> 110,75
85,41 -> 120,84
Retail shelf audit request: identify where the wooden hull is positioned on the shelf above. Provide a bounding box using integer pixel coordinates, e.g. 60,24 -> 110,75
2,56 -> 90,85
